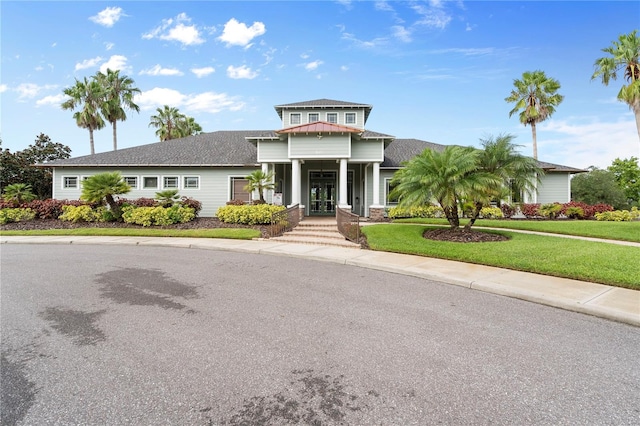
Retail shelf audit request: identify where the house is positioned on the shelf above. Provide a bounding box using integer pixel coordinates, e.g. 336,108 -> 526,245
46,99 -> 583,218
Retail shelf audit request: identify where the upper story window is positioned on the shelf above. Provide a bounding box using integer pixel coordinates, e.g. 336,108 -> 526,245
345,113 -> 356,124
290,113 -> 301,125
308,113 -> 319,123
327,113 -> 338,124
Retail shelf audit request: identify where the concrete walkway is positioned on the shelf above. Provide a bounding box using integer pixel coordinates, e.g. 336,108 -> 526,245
1,235 -> 638,327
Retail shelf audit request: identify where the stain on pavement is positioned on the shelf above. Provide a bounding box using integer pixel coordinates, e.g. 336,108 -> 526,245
1,351 -> 38,425
96,267 -> 198,311
40,307 -> 106,346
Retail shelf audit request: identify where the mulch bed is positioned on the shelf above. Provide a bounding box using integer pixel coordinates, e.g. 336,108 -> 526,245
423,228 -> 510,243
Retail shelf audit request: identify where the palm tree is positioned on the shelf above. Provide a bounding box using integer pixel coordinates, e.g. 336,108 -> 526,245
390,146 -> 499,229
96,69 -> 141,151
61,77 -> 106,155
505,70 -> 564,159
592,30 -> 640,144
176,115 -> 203,138
465,134 -> 543,228
80,171 -> 131,219
2,183 -> 36,205
244,170 -> 275,204
149,105 -> 182,141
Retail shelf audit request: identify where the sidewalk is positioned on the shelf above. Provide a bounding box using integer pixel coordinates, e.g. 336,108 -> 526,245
2,235 -> 639,327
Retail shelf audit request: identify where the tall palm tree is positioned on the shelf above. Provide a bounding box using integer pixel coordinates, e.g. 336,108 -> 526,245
390,146 -> 499,229
505,70 -> 564,159
149,105 -> 182,141
244,170 -> 275,203
176,115 -> 203,138
80,171 -> 131,220
592,30 -> 640,144
96,69 -> 141,151
465,134 -> 543,228
61,77 -> 106,155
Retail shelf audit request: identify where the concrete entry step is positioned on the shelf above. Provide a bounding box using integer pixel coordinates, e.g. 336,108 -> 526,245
270,216 -> 361,249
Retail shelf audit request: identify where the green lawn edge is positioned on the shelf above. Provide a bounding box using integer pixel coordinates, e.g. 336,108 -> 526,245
362,224 -> 640,290
0,228 -> 261,240
393,218 -> 640,243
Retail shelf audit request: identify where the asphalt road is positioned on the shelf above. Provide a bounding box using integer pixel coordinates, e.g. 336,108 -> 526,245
1,244 -> 639,425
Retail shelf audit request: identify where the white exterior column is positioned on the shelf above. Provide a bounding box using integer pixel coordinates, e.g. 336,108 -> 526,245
339,158 -> 349,208
290,159 -> 301,206
261,163 -> 270,203
371,162 -> 382,207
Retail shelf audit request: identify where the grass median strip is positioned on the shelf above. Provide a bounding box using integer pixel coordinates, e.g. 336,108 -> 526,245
362,224 -> 640,289
394,218 -> 640,243
0,228 -> 262,240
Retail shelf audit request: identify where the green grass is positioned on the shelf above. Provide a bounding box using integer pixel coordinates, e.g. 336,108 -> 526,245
0,227 -> 261,239
362,224 -> 640,289
394,218 -> 640,243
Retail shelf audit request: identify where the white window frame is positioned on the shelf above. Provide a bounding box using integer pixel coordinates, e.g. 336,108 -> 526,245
345,112 -> 356,125
385,178 -> 399,205
308,113 -> 319,123
327,113 -> 338,124
290,113 -> 301,125
163,176 -> 179,189
230,176 -> 251,203
142,176 -> 159,189
123,176 -> 138,189
63,176 -> 78,189
183,176 -> 200,190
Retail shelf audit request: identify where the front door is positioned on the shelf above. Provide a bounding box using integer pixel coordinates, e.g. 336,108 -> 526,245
309,171 -> 336,216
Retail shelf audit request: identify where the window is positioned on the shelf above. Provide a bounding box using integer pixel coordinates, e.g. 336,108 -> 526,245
327,113 -> 337,124
386,179 -> 399,205
231,177 -> 251,203
290,113 -> 301,125
345,113 -> 356,124
143,176 -> 159,189
308,113 -> 319,123
63,176 -> 78,189
183,176 -> 199,189
123,176 -> 138,189
163,176 -> 179,189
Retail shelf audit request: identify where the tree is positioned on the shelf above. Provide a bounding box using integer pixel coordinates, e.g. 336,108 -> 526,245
80,172 -> 131,219
390,145 -> 499,229
149,106 -> 182,141
176,115 -> 203,138
61,77 -> 106,155
0,134 -> 72,199
2,183 -> 36,205
571,168 -> 627,209
607,157 -> 640,206
96,69 -> 141,151
244,170 -> 275,204
466,134 -> 542,228
505,70 -> 564,159
592,30 -> 640,144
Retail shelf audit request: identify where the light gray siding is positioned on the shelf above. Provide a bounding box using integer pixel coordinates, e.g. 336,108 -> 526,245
257,140 -> 289,162
351,140 -> 384,162
537,173 -> 570,204
289,135 -> 350,158
282,109 -> 365,129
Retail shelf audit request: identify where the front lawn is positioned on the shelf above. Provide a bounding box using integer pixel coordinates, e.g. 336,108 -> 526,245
0,227 -> 262,240
362,224 -> 640,289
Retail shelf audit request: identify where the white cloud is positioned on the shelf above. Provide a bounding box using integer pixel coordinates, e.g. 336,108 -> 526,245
105,42 -> 115,51
391,25 -> 412,43
135,87 -> 244,114
191,67 -> 215,78
411,2 -> 452,29
227,65 -> 258,79
143,13 -> 204,46
375,1 -> 394,12
36,94 -> 66,107
218,18 -> 266,47
341,65 -> 349,71
16,83 -> 57,100
75,56 -> 103,71
99,55 -> 130,73
139,64 -> 184,76
89,7 -> 124,28
304,60 -> 323,71
0,84 -> 7,93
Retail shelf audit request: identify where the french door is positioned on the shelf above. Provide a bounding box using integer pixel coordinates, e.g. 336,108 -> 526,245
309,171 -> 336,216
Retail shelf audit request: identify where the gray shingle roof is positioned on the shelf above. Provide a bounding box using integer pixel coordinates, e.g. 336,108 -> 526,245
381,139 -> 448,167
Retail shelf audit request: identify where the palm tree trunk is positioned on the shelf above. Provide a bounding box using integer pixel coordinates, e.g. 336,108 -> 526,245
89,129 -> 95,155
464,201 -> 484,230
633,102 -> 640,152
443,205 -> 460,229
112,121 -> 118,151
531,122 -> 538,160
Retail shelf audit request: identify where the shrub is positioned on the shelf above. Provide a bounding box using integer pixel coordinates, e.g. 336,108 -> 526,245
595,207 -> 640,222
118,197 -> 157,208
564,206 -> 584,219
387,204 -> 444,219
520,203 -> 541,218
538,203 -> 563,219
461,202 -> 475,218
226,199 -> 246,206
216,204 -> 285,225
480,206 -> 503,219
0,208 -> 36,224
500,204 -> 516,218
59,205 -> 105,223
27,199 -> 86,219
155,189 -> 180,207
180,197 -> 202,216
121,205 -> 195,226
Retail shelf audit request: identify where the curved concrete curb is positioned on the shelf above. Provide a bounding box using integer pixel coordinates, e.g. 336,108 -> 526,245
2,236 -> 638,327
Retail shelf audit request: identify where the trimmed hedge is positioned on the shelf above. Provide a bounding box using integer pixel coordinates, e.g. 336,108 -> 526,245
0,208 -> 36,224
121,205 -> 196,226
387,204 -> 444,219
216,204 -> 285,225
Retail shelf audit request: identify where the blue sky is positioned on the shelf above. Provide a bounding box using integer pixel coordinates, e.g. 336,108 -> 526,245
2,1 -> 639,169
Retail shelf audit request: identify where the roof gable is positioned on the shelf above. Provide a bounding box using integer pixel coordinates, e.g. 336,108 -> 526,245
277,121 -> 362,134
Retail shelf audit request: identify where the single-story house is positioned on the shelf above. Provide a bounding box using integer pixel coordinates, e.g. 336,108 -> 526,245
45,98 -> 584,218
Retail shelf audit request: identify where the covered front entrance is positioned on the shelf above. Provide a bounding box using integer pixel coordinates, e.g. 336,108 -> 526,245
309,171 -> 336,216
